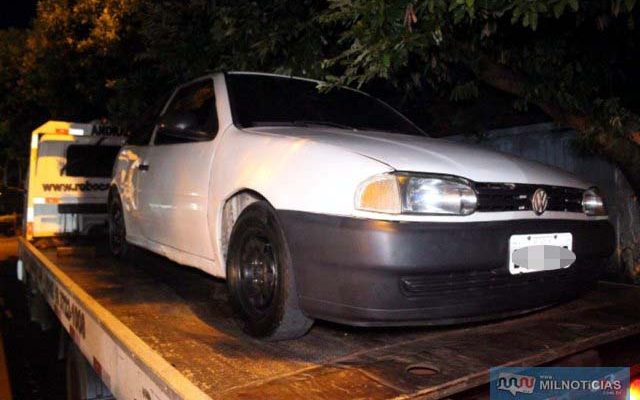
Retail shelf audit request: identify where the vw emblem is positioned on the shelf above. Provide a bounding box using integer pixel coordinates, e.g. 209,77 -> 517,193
531,188 -> 549,215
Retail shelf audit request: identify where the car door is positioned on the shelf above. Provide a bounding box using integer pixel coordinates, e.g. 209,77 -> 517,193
115,92 -> 170,242
137,78 -> 219,257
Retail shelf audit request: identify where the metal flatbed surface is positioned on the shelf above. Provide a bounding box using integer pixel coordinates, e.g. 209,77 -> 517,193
30,243 -> 640,399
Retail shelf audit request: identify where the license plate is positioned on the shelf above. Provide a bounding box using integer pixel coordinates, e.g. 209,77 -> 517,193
508,233 -> 573,274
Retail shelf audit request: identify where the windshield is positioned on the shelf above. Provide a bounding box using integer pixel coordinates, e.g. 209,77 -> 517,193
65,145 -> 120,178
226,73 -> 425,137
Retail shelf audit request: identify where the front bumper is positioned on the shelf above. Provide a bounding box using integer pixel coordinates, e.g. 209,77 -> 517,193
277,211 -> 615,326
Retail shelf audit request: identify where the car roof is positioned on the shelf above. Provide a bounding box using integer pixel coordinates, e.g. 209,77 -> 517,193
225,71 -> 324,85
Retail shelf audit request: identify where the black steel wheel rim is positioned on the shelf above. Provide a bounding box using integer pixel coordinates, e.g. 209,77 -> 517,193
238,233 -> 278,316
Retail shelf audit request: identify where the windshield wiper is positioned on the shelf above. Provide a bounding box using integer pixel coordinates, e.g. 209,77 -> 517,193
353,127 -> 404,134
292,120 -> 355,130
245,120 -> 355,130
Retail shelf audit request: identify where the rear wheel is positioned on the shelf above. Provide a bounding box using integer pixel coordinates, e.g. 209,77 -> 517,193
226,201 -> 313,340
108,193 -> 130,259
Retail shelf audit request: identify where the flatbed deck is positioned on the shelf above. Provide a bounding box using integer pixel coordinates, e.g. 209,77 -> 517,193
18,237 -> 640,399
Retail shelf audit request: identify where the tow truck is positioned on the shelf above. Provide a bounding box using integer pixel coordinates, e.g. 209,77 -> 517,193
24,120 -> 126,240
14,234 -> 640,399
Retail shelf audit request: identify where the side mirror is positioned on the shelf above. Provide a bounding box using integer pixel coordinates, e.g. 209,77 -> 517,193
161,111 -> 198,131
159,112 -> 211,141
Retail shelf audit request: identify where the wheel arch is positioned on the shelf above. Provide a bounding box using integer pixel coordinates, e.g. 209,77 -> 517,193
219,189 -> 271,265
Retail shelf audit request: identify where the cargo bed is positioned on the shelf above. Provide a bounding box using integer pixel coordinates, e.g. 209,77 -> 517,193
18,237 -> 640,400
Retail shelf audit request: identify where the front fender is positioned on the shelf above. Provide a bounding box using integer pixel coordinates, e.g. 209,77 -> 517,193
212,127 -> 392,216
207,127 -> 392,276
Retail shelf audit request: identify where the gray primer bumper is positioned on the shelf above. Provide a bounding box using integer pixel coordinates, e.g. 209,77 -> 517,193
277,211 -> 615,326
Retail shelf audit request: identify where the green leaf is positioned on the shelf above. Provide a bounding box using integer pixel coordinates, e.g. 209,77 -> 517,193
568,0 -> 579,11
553,2 -> 565,18
453,7 -> 466,24
530,12 -> 538,30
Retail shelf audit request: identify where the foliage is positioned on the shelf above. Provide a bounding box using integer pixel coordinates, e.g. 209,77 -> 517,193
0,29 -> 32,164
109,0 -> 328,123
21,0 -> 143,119
322,0 -> 637,107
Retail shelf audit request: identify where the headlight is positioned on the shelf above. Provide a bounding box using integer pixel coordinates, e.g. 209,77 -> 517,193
582,187 -> 606,216
355,173 -> 477,215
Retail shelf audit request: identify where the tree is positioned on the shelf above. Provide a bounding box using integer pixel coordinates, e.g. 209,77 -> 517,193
21,0 -> 144,120
108,0 -> 328,123
321,0 -> 640,195
0,29 -> 33,171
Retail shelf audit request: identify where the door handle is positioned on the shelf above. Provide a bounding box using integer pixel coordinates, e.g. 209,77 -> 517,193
138,163 -> 150,171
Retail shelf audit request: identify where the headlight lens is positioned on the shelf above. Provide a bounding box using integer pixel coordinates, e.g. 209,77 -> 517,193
355,173 -> 477,215
582,187 -> 606,216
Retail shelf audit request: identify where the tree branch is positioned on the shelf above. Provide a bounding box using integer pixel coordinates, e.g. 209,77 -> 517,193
475,55 -> 640,197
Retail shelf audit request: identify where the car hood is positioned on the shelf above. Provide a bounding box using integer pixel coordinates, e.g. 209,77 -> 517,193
245,126 -> 589,188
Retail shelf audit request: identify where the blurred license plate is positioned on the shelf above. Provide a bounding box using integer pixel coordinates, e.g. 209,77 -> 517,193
508,232 -> 572,274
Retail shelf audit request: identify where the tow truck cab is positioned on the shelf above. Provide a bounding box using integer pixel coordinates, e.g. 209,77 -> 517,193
25,120 -> 126,240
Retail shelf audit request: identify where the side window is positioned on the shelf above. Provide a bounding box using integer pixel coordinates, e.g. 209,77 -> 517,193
155,79 -> 218,145
128,92 -> 172,146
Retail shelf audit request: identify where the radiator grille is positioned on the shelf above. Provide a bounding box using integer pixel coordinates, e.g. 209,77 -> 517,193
475,183 -> 583,213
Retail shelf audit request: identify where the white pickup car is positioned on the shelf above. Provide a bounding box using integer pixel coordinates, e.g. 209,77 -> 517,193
110,72 -> 614,340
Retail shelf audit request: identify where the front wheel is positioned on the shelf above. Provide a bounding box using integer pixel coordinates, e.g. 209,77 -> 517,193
226,201 -> 313,340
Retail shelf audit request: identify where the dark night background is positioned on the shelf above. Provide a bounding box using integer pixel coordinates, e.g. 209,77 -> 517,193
0,2 -> 37,28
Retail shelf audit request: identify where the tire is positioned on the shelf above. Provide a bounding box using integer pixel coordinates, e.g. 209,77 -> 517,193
66,342 -> 114,400
226,201 -> 313,340
108,193 -> 130,259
